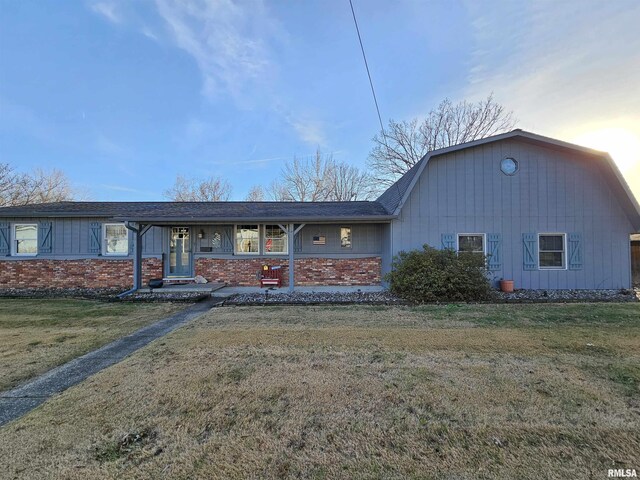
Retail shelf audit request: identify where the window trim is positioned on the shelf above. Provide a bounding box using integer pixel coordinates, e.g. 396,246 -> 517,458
234,224 -> 260,255
456,233 -> 486,255
12,223 -> 38,256
538,233 -> 567,270
102,223 -> 129,256
340,226 -> 352,249
263,224 -> 288,255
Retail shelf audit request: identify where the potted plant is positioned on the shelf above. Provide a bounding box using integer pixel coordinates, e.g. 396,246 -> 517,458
499,278 -> 514,293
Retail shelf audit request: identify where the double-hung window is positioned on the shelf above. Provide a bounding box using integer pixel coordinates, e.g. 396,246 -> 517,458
264,225 -> 287,254
539,234 -> 566,269
103,223 -> 129,256
236,225 -> 259,254
13,224 -> 38,256
340,227 -> 352,248
457,234 -> 485,254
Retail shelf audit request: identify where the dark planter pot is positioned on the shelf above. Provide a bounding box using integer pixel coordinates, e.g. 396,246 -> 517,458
148,279 -> 164,289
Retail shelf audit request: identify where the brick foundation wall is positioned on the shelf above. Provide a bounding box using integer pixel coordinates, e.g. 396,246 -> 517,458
0,256 -> 380,289
195,256 -> 381,286
0,258 -> 163,290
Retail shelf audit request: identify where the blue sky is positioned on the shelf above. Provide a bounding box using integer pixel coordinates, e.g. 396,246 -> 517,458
1,0 -> 639,201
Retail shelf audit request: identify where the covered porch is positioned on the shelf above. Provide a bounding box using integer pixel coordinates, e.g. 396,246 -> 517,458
124,221 -> 307,294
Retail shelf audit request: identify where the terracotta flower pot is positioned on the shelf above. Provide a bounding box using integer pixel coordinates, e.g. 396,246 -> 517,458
500,280 -> 514,293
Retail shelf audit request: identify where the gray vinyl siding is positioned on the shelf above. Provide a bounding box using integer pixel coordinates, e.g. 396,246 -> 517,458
193,223 -> 383,257
297,224 -> 382,255
0,218 -> 163,259
0,220 -> 382,260
390,138 -> 635,289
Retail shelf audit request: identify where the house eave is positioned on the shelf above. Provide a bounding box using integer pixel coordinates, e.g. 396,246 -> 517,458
111,215 -> 397,224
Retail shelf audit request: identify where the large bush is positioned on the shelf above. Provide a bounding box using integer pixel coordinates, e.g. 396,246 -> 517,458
385,245 -> 492,303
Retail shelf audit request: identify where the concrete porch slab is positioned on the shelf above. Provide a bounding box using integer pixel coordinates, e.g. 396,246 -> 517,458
213,285 -> 385,297
137,282 -> 226,294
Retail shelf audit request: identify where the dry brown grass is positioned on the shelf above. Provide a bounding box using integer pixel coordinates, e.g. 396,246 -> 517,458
1,304 -> 638,479
0,299 -> 183,391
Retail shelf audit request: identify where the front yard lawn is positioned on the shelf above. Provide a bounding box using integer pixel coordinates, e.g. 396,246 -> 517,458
0,298 -> 183,391
1,303 -> 638,478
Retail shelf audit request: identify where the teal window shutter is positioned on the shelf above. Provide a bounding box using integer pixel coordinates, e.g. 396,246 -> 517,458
441,233 -> 455,250
294,228 -> 302,253
523,233 -> 537,270
487,233 -> 502,271
0,223 -> 9,255
89,222 -> 102,254
222,227 -> 233,253
38,222 -> 53,254
568,233 -> 583,270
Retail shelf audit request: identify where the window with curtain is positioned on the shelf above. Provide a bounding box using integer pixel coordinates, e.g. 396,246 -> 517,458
14,224 -> 37,255
236,225 -> 259,254
103,224 -> 128,255
264,225 -> 287,254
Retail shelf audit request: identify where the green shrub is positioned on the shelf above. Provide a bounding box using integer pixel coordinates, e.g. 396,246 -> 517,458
385,245 -> 492,303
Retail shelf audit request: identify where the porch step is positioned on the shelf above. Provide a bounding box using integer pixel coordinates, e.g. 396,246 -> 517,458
137,282 -> 226,294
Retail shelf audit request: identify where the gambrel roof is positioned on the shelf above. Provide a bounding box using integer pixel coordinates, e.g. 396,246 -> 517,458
375,129 -> 640,230
2,130 -> 638,229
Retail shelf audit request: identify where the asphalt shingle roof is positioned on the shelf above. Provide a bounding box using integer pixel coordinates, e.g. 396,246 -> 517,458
375,158 -> 424,214
0,201 -> 394,221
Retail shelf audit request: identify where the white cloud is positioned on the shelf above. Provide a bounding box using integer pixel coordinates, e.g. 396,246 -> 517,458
288,117 -> 326,147
154,0 -> 277,101
90,1 -> 122,24
141,25 -> 159,41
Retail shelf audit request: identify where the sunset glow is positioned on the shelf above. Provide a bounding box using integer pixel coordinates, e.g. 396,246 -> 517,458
573,127 -> 640,172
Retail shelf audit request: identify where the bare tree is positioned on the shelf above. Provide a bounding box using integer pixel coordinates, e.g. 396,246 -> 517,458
368,94 -> 516,186
0,164 -> 79,207
163,175 -> 232,201
0,163 -> 17,206
245,185 -> 265,201
268,149 -> 375,202
328,162 -> 374,201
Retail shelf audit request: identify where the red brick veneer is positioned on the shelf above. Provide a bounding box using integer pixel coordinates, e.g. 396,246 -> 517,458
195,256 -> 381,286
0,258 -> 162,289
0,256 -> 380,289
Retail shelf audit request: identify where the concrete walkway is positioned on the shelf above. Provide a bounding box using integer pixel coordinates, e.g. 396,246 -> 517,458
0,299 -> 216,427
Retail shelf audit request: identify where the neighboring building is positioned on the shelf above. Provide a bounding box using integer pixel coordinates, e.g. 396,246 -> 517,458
1,130 -> 639,291
632,234 -> 640,286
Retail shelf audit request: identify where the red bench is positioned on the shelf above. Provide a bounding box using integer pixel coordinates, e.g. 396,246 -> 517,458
260,265 -> 282,288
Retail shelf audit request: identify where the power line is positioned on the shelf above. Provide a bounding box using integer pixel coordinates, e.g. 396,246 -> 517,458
349,0 -> 386,138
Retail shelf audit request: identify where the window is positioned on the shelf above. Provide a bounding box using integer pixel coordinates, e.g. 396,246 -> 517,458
458,234 -> 485,254
264,225 -> 287,254
236,225 -> 259,254
103,223 -> 128,256
340,227 -> 352,248
500,157 -> 518,175
539,234 -> 565,269
13,224 -> 37,255
211,231 -> 222,249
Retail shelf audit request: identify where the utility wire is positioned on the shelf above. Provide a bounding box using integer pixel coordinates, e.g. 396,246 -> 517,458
349,0 -> 387,140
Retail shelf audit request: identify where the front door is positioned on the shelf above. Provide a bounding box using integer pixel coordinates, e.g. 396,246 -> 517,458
168,227 -> 192,277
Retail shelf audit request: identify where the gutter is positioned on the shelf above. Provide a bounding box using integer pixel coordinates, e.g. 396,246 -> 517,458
110,216 -> 397,223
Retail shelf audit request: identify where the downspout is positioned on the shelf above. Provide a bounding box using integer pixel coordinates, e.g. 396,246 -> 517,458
118,221 -> 143,298
288,223 -> 295,293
